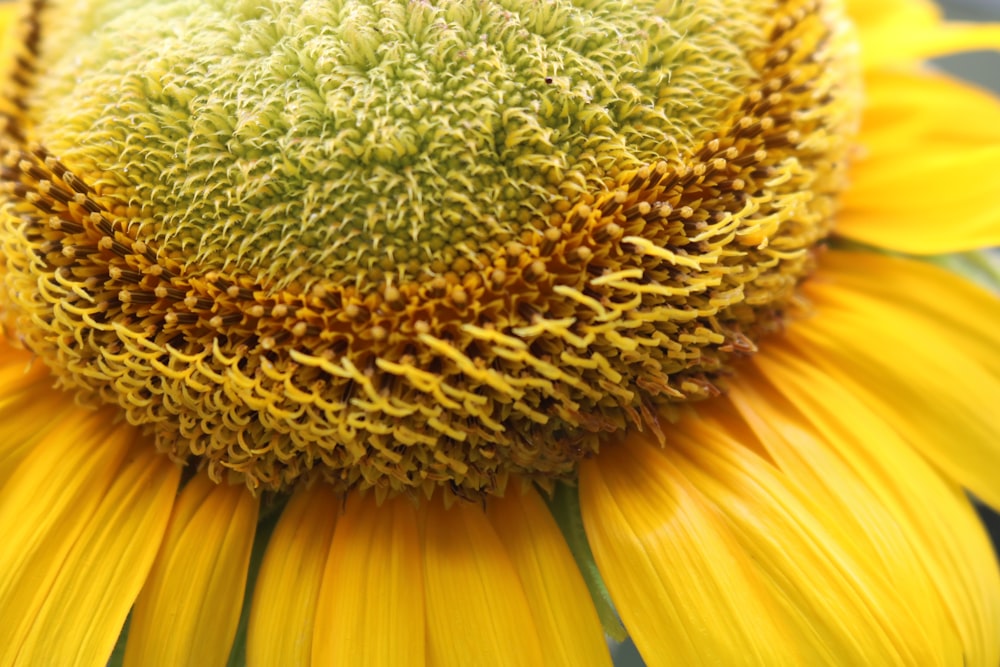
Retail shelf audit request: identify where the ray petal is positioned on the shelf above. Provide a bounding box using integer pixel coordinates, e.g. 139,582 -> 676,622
124,474 -> 259,667
838,70 -> 1000,253
579,437 -> 802,667
486,487 -> 612,666
0,2 -> 19,64
668,410 -> 969,665
13,444 -> 180,666
791,252 -> 1000,510
0,408 -> 133,667
846,0 -> 1000,69
423,497 -> 545,666
750,348 -> 1000,666
248,485 -> 339,667
0,344 -> 72,485
312,493 -> 424,667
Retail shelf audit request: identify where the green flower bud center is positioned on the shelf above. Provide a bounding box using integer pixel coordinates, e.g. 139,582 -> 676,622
33,0 -> 762,287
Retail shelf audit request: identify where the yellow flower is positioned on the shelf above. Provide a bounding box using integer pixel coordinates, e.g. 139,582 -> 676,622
0,0 -> 998,664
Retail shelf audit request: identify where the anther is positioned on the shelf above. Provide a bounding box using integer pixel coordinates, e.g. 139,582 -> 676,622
628,166 -> 650,192
489,268 -> 507,290
119,289 -> 155,304
383,285 -> 404,310
523,260 -> 547,283
505,242 -> 525,260
624,201 -> 652,219
109,266 -> 143,283
47,216 -> 83,234
345,303 -> 369,322
89,213 -> 115,236
184,295 -> 213,311
540,227 -> 562,255
427,276 -> 448,298
568,204 -> 592,233
568,246 -> 593,264
733,149 -> 767,167
73,193 -> 101,214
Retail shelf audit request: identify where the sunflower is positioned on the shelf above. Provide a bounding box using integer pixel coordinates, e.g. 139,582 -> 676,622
0,0 -> 998,664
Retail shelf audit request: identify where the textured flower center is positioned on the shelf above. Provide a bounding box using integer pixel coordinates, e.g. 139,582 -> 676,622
0,0 -> 860,497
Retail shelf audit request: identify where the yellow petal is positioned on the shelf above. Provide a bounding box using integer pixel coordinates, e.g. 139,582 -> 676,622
838,70 -> 1000,253
248,484 -> 339,667
847,0 -> 1000,69
13,444 -> 180,667
312,493 -> 424,667
750,346 -> 1000,666
816,251 -> 1000,375
857,69 -> 1000,150
727,365 -> 965,661
0,1 -> 16,30
423,496 -> 545,666
124,474 -> 259,667
579,437 -> 801,667
0,344 -> 72,485
793,251 -> 1000,511
667,415 -> 964,666
0,2 -> 19,65
486,487 -> 612,667
0,408 -> 133,666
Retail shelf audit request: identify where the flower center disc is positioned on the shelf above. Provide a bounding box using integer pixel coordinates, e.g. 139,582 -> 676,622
0,0 -> 859,497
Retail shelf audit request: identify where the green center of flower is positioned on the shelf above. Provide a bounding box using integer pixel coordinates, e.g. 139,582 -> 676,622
29,0 -> 764,287
0,0 -> 860,498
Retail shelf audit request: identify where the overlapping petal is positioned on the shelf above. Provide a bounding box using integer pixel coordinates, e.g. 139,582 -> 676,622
124,474 -> 259,667
313,494 -> 424,667
423,497 -> 546,666
0,342 -> 72,485
302,485 -> 607,667
580,436 -> 804,667
750,348 -> 1000,666
486,488 -> 612,667
584,366 -> 1000,667
248,486 -> 339,667
848,0 -> 1000,69
0,409 -> 149,667
11,444 -> 179,666
792,251 -> 1000,510
838,70 -> 1000,253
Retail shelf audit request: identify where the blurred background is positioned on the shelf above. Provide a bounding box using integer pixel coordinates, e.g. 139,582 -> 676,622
938,0 -> 1000,90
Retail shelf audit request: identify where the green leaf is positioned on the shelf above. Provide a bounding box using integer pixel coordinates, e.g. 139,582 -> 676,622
546,482 -> 627,642
106,614 -> 129,667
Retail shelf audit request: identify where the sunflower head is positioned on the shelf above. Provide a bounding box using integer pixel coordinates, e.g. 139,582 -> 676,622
0,0 -> 860,497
